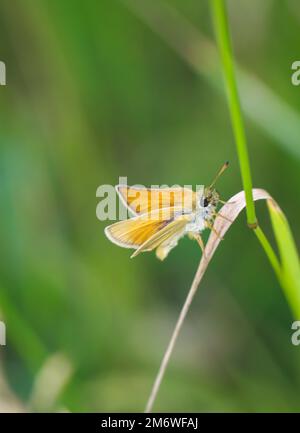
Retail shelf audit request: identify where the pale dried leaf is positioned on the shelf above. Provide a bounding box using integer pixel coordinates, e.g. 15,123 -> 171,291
205,188 -> 272,263
145,188 -> 274,412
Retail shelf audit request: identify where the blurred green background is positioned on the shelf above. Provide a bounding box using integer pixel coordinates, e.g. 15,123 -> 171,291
0,0 -> 300,412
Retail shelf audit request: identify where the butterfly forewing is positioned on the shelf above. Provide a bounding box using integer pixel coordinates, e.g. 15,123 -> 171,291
117,185 -> 196,215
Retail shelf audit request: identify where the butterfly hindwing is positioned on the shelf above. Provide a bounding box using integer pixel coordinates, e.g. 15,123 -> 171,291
105,207 -> 192,257
130,214 -> 191,258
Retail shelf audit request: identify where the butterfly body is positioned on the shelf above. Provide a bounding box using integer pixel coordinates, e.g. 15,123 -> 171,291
186,189 -> 219,233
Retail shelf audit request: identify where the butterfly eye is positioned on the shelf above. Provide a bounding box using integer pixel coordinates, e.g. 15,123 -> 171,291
203,197 -> 209,207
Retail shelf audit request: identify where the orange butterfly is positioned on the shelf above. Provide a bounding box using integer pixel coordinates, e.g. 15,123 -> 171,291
105,162 -> 229,260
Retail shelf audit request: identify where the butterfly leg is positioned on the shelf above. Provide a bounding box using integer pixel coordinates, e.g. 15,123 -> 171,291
193,233 -> 207,258
213,211 -> 233,223
219,199 -> 236,205
205,221 -> 224,240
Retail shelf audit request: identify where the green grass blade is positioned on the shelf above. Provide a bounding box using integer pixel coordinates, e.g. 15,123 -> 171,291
267,200 -> 300,318
253,226 -> 282,283
211,0 -> 257,227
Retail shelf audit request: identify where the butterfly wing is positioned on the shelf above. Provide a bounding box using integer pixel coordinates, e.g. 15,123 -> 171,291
130,214 -> 191,258
105,207 -> 192,258
116,185 -> 196,215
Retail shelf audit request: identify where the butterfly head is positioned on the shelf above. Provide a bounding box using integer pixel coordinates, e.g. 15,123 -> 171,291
201,187 -> 220,208
200,161 -> 229,210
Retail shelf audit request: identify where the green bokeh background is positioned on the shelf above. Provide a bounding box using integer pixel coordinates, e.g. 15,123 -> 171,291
0,0 -> 300,412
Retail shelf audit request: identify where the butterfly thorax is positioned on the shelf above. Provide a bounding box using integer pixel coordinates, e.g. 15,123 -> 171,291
185,187 -> 219,234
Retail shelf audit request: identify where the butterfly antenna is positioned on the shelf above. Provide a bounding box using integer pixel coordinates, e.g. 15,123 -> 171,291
208,161 -> 229,189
